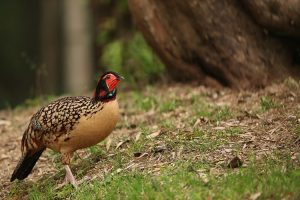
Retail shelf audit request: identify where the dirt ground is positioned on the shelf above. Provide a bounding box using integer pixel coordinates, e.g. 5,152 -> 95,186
0,80 -> 300,199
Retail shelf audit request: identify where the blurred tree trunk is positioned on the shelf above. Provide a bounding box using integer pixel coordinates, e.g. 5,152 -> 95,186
128,0 -> 300,89
63,0 -> 93,94
40,0 -> 62,95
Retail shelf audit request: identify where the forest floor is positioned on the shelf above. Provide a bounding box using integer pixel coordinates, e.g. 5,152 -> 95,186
1,79 -> 300,200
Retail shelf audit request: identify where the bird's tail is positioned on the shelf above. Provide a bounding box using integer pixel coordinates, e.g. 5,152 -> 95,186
10,148 -> 45,182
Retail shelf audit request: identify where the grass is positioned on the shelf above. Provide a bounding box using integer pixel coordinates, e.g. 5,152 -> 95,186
260,96 -> 279,111
192,95 -> 233,122
4,83 -> 300,199
295,125 -> 300,137
15,159 -> 300,200
130,92 -> 158,112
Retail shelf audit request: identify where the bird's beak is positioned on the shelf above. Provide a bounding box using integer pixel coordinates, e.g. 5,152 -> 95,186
117,75 -> 125,80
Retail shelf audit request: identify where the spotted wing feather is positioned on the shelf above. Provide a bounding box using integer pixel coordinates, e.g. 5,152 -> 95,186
32,96 -> 103,133
21,97 -> 103,151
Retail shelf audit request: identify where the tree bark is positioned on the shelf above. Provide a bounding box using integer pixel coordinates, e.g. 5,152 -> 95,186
63,0 -> 93,94
40,0 -> 62,95
242,0 -> 300,37
128,0 -> 300,89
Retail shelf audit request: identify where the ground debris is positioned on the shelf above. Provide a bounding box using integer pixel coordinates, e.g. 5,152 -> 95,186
227,156 -> 243,168
1,82 -> 300,199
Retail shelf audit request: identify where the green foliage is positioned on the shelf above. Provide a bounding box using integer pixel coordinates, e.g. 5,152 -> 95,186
100,33 -> 165,86
101,40 -> 123,73
127,33 -> 164,78
95,0 -> 165,85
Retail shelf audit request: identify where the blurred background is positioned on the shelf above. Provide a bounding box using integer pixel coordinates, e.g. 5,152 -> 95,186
0,0 -> 164,109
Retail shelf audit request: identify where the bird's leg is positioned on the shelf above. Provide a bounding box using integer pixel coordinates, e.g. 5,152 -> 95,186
64,165 -> 77,188
61,152 -> 77,188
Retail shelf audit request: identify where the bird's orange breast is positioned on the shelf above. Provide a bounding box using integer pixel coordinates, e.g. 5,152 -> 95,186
52,100 -> 120,153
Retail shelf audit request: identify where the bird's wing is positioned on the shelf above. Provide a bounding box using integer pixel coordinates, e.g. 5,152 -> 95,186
21,96 -> 103,152
32,96 -> 103,134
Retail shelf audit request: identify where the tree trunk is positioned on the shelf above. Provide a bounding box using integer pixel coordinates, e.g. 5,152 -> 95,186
40,0 -> 62,95
63,0 -> 93,94
128,0 -> 300,89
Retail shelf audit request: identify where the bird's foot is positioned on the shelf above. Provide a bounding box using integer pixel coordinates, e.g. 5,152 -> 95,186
64,165 -> 78,188
63,172 -> 78,188
56,165 -> 78,189
55,175 -> 77,190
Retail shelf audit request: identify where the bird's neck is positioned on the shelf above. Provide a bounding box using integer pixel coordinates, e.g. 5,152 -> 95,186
93,89 -> 117,103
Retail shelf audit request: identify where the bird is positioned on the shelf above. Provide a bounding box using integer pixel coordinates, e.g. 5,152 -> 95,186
10,71 -> 123,187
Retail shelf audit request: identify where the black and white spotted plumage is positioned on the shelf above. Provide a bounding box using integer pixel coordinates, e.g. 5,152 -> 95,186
21,96 -> 104,153
11,71 -> 123,183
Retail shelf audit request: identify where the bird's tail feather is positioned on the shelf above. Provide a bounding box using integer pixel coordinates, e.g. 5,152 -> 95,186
10,148 -> 45,182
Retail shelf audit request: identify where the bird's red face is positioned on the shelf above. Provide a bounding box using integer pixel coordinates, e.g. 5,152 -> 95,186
102,73 -> 122,92
94,71 -> 123,101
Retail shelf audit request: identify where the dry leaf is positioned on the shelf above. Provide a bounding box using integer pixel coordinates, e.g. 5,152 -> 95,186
213,126 -> 226,130
147,130 -> 162,139
135,132 -> 142,142
106,138 -> 112,151
249,192 -> 261,200
193,119 -> 201,127
224,148 -> 232,153
0,120 -> 11,126
198,172 -> 209,184
115,139 -> 130,149
133,152 -> 149,158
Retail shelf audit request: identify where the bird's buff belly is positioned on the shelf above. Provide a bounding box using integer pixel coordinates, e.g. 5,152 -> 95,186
61,122 -> 116,152
50,101 -> 119,153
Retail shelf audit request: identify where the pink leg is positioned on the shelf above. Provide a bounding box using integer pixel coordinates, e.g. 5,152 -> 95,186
64,165 -> 77,188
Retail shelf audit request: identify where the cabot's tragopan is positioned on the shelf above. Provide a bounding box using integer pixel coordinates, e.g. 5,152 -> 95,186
11,71 -> 123,187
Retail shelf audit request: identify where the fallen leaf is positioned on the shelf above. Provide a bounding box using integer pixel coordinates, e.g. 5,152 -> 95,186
193,119 -> 201,127
124,163 -> 137,170
135,132 -> 142,142
136,152 -> 149,158
213,126 -> 226,130
224,148 -> 232,153
198,172 -> 209,184
147,130 -> 162,139
115,139 -> 130,149
249,192 -> 261,200
106,138 -> 112,151
0,120 -> 11,126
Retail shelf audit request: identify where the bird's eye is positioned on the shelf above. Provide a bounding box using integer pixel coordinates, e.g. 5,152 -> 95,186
106,75 -> 111,79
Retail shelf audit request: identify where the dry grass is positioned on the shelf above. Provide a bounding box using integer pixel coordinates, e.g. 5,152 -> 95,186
1,79 -> 300,199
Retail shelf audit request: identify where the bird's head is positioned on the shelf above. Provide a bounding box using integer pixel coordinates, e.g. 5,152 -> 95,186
93,71 -> 123,102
